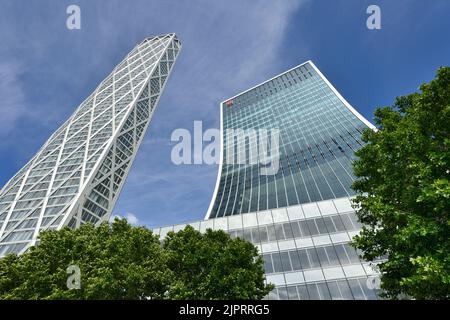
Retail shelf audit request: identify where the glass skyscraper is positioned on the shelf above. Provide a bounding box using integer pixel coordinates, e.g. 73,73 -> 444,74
0,34 -> 181,257
153,61 -> 381,300
207,61 -> 374,218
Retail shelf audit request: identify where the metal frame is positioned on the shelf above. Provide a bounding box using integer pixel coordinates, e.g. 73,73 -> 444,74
0,33 -> 182,256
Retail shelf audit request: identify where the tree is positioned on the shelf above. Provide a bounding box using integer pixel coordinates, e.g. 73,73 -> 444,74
351,66 -> 450,299
163,226 -> 273,299
0,219 -> 272,300
0,218 -> 170,299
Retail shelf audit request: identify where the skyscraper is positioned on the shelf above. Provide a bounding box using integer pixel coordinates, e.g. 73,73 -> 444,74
153,61 -> 381,299
207,61 -> 375,218
0,33 -> 181,257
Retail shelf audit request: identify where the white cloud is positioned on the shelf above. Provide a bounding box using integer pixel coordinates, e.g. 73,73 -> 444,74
124,212 -> 139,225
0,61 -> 26,136
109,212 -> 139,226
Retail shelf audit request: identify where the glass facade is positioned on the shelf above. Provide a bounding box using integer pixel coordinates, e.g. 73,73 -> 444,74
208,61 -> 372,218
153,197 -> 382,300
0,34 -> 181,256
152,61 -> 380,300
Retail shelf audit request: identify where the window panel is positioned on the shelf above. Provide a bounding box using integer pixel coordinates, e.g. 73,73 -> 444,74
259,226 -> 268,243
307,219 -> 319,235
325,246 -> 340,266
335,244 -> 350,265
316,246 -> 330,267
306,283 -> 320,300
287,286 -> 299,300
275,224 -> 285,241
263,254 -> 273,273
332,215 -> 346,231
307,248 -> 321,268
267,225 -> 277,242
337,280 -> 353,299
277,286 -> 288,300
251,227 -> 260,243
299,220 -> 311,236
344,244 -> 361,263
340,214 -> 355,230
291,221 -> 302,238
359,278 -> 378,300
297,285 -> 309,300
272,252 -> 283,273
323,216 -> 336,233
349,213 -> 363,229
348,279 -> 366,300
317,282 -> 331,300
298,249 -> 311,269
280,251 -> 292,272
327,281 -> 342,300
315,218 -> 328,233
289,250 -> 302,271
283,223 -> 294,239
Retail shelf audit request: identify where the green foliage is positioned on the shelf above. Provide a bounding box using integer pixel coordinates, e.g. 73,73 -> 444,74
351,66 -> 450,299
0,219 -> 170,299
0,219 -> 272,300
163,226 -> 273,299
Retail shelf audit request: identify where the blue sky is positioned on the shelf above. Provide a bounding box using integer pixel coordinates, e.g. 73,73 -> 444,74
0,0 -> 449,228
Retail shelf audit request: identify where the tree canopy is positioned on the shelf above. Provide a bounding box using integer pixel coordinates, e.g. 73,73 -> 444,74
0,219 -> 273,300
351,66 -> 450,299
163,226 -> 271,299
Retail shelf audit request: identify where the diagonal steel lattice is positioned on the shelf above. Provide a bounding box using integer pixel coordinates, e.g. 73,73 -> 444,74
0,33 -> 181,256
